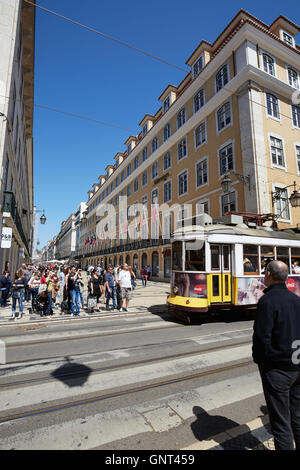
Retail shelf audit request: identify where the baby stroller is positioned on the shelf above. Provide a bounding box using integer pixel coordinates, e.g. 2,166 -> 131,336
32,292 -> 53,316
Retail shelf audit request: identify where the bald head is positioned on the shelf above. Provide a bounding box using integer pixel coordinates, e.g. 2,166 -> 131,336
265,260 -> 289,285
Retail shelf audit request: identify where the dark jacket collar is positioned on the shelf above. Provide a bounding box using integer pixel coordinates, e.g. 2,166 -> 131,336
263,282 -> 287,294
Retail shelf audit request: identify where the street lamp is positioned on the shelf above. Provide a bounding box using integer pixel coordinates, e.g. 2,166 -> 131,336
40,212 -> 46,225
221,171 -> 250,193
272,181 -> 300,209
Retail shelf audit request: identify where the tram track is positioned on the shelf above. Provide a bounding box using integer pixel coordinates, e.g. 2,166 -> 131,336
0,353 -> 253,425
0,333 -> 252,389
0,336 -> 253,427
4,319 -> 181,349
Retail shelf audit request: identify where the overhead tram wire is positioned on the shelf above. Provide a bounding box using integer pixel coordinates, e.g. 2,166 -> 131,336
23,0 -> 189,74
23,0 -> 300,129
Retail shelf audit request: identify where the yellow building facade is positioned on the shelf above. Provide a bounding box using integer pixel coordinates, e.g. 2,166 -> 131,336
76,10 -> 300,279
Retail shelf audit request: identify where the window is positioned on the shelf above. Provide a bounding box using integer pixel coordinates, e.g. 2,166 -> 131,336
288,67 -> 299,89
196,158 -> 208,187
292,105 -> 300,128
270,137 -> 285,167
164,180 -> 172,202
152,188 -> 158,204
163,151 -> 171,171
221,191 -> 236,215
186,247 -> 206,272
127,184 -> 131,197
115,176 -> 119,187
134,177 -> 139,192
217,102 -> 231,131
243,245 -> 259,275
194,88 -> 205,113
152,136 -> 158,153
142,170 -> 148,186
296,145 -> 300,173
178,170 -> 188,196
196,200 -> 209,215
172,241 -> 182,270
195,121 -> 206,147
274,187 -> 290,219
291,248 -> 300,274
276,247 -> 290,272
263,53 -> 275,76
163,123 -> 171,142
110,181 -> 114,192
178,137 -> 187,161
177,108 -> 186,128
266,93 -> 279,119
142,124 -> 148,136
163,95 -> 170,113
282,31 -> 294,47
134,155 -> 139,170
152,161 -> 158,179
121,170 -> 125,182
192,55 -> 204,77
216,65 -> 229,92
219,143 -> 234,175
127,163 -> 132,177
142,146 -> 148,162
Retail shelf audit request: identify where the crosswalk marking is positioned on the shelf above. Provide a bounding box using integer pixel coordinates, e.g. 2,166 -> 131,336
0,344 -> 252,413
0,371 -> 263,450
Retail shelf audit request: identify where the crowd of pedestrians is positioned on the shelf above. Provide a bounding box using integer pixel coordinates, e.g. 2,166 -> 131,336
0,261 -> 151,319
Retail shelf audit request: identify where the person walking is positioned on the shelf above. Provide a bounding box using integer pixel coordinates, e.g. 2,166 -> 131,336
90,269 -> 102,312
11,269 -> 27,319
0,271 -> 12,308
68,267 -> 80,316
252,260 -> 300,450
119,264 -> 132,312
104,265 -> 117,311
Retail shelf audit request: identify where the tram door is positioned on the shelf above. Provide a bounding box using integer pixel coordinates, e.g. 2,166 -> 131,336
209,244 -> 232,303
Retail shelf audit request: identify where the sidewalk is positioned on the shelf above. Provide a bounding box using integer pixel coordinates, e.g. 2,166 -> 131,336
0,280 -> 170,326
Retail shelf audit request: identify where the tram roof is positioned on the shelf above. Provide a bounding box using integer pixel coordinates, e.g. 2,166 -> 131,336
173,223 -> 300,242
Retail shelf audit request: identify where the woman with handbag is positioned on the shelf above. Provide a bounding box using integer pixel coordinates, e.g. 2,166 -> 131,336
11,269 -> 27,319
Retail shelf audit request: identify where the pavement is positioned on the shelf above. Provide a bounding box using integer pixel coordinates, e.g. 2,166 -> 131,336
0,279 -> 170,326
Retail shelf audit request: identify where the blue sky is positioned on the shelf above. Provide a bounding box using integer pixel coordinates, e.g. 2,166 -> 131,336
33,0 -> 300,248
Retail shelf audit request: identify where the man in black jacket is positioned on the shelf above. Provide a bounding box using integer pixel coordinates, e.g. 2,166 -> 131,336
253,260 -> 300,450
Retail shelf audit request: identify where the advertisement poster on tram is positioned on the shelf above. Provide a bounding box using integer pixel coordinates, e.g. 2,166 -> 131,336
236,276 -> 300,305
171,272 -> 207,298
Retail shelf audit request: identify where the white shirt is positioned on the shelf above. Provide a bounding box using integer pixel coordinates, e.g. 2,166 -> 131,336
118,270 -> 132,288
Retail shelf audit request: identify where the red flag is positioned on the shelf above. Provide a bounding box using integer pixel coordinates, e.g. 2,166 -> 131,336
152,204 -> 157,223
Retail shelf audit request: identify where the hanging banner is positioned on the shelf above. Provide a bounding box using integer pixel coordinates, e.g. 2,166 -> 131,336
1,227 -> 12,248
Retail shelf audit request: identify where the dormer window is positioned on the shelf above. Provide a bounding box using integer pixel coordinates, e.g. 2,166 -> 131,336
192,54 -> 204,78
142,123 -> 148,136
163,95 -> 170,113
127,143 -> 132,154
282,30 -> 294,47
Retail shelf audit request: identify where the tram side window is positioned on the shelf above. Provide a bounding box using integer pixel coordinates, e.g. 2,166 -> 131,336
277,247 -> 290,273
243,245 -> 259,275
292,248 -> 300,274
172,241 -> 183,270
185,246 -> 205,271
260,246 -> 275,274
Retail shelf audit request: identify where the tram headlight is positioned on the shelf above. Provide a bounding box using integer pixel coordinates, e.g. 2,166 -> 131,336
173,286 -> 179,295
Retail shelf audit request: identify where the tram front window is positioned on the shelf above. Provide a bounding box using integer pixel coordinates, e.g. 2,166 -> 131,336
172,241 -> 183,270
243,245 -> 259,275
185,246 -> 205,271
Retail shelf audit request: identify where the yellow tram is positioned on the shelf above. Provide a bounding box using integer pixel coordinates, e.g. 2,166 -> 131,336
167,213 -> 300,322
